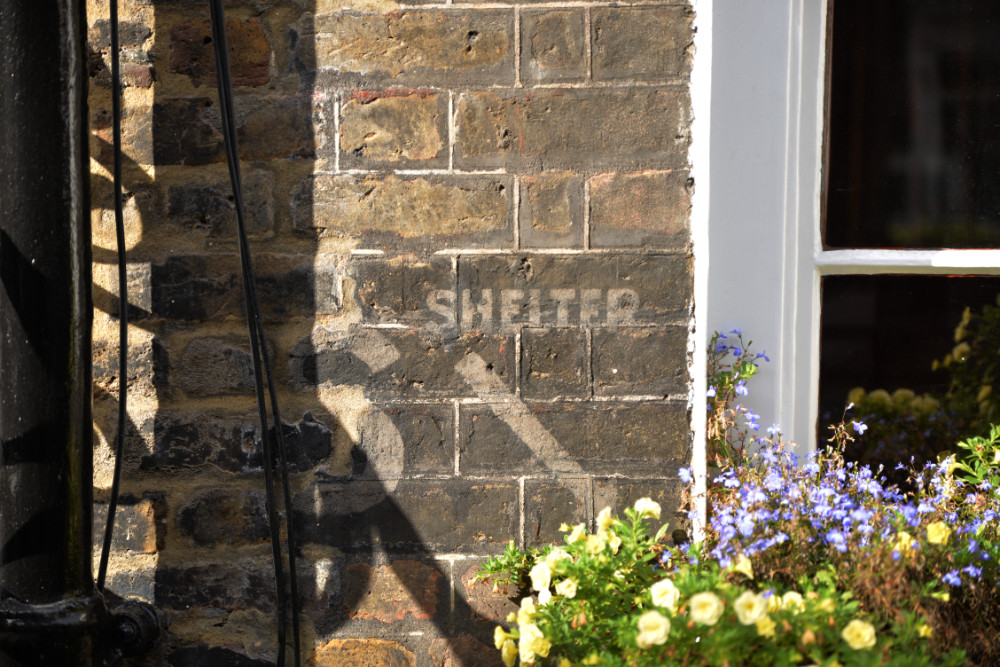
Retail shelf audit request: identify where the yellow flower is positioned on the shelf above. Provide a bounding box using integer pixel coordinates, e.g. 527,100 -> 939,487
766,592 -> 781,613
730,554 -> 754,579
555,578 -> 578,599
734,590 -> 768,625
962,306 -> 973,326
567,523 -> 586,544
918,623 -> 933,638
558,660 -> 573,667
781,591 -> 805,614
817,597 -> 836,613
519,623 -> 551,664
635,610 -> 671,648
689,591 -> 724,626
582,655 -> 600,665
633,498 -> 661,520
755,615 -> 776,638
841,619 -> 876,650
978,385 -> 993,403
867,389 -> 892,408
501,639 -> 518,667
931,359 -> 940,372
585,534 -> 606,556
927,521 -> 951,545
559,523 -> 570,532
607,531 -> 622,553
953,342 -> 971,363
495,626 -> 514,650
892,530 -> 914,554
597,506 -> 614,532
538,587 -> 552,605
517,597 -> 536,626
943,354 -> 953,368
545,547 -> 571,567
529,561 -> 552,592
650,579 -> 681,612
955,326 -> 968,343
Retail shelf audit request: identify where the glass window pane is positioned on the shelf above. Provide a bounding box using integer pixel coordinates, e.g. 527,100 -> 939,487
825,0 -> 1000,249
820,275 -> 1000,477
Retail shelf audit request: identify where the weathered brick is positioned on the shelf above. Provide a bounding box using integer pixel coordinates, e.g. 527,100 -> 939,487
360,404 -> 454,475
142,411 -> 340,474
521,10 -> 586,83
169,16 -> 271,88
178,337 -> 254,397
351,256 -> 454,328
177,488 -> 270,547
519,171 -> 584,248
295,479 -> 519,553
520,328 -> 588,399
592,7 -> 693,82
429,636 -> 504,667
593,477 -> 685,528
166,170 -> 274,237
299,11 -> 514,86
338,91 -> 447,167
155,560 -> 276,612
291,174 -> 513,250
593,326 -> 688,396
167,646 -> 272,667
456,255 -> 693,331
290,327 -> 515,399
92,493 -> 166,554
312,639 -> 415,667
152,98 -> 224,166
88,20 -> 151,49
456,89 -> 689,171
344,559 -> 443,621
148,254 -> 319,322
236,95 -> 316,161
524,478 -> 587,546
589,171 -> 690,248
459,401 -> 688,475
458,562 -> 519,623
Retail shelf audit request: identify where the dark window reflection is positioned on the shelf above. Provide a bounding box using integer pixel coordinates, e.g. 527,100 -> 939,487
825,1 -> 1000,249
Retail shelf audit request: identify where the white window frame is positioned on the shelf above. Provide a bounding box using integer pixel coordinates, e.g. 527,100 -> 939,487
702,0 -> 1000,454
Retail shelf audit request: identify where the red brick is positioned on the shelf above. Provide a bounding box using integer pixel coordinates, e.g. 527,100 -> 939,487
312,639 -> 415,667
169,16 -> 271,88
429,636 -> 505,667
344,559 -> 442,621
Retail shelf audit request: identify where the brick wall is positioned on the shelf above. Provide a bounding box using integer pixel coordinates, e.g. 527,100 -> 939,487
86,0 -> 694,663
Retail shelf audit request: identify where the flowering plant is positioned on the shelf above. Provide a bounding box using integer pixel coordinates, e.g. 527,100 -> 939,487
475,332 -> 1000,665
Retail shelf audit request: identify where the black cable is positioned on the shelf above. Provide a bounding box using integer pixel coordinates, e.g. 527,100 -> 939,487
207,3 -> 301,665
97,0 -> 128,594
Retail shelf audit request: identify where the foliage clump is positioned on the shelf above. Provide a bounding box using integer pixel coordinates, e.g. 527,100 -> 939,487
475,331 -> 1000,666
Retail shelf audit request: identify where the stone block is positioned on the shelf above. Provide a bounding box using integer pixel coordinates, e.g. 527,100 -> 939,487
289,327 -> 515,399
155,560 -> 276,612
456,89 -> 689,171
456,254 -> 693,331
521,10 -> 586,83
167,646 -> 273,667
589,171 -> 690,248
457,562 -> 519,623
299,10 -> 514,86
312,639 -> 415,667
343,559 -> 443,622
178,337 -> 254,397
177,488 -> 270,548
338,91 -> 447,168
459,401 -> 688,475
519,171 -> 584,248
361,404 -> 454,475
169,16 -> 271,88
291,173 -> 513,250
295,479 -> 519,554
152,98 -> 224,166
524,478 -> 588,546
92,492 -> 166,554
592,7 -> 693,82
166,170 -> 274,237
593,326 -> 688,396
351,256 -> 455,328
520,328 -> 588,399
429,636 -> 505,667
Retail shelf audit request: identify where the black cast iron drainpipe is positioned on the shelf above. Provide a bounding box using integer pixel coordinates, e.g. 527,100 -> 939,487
0,1 -> 158,664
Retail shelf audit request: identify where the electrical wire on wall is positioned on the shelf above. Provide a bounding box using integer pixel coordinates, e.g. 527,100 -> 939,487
96,1 -> 302,663
208,1 -> 302,664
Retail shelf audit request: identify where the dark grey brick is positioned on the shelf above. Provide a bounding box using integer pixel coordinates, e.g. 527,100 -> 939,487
593,326 -> 688,396
524,478 -> 587,546
520,328 -> 588,399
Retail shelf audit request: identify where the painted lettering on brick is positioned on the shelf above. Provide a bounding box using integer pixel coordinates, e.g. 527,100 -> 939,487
425,287 -> 639,329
